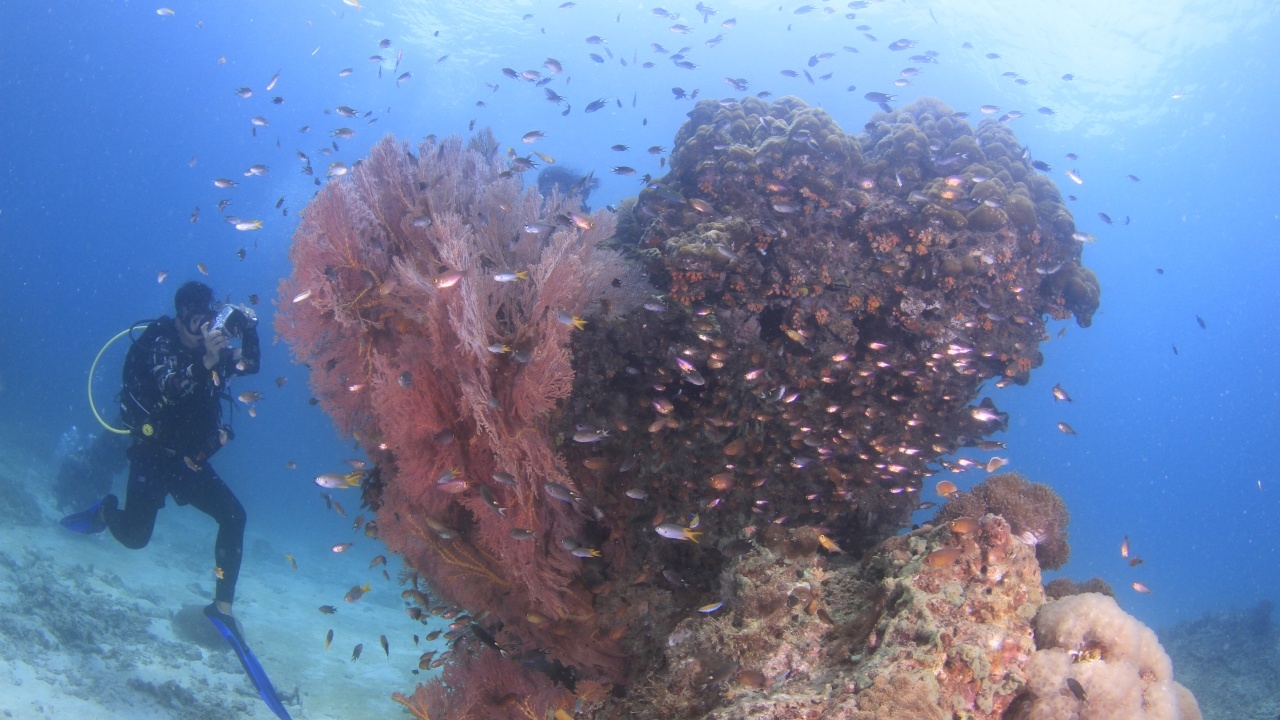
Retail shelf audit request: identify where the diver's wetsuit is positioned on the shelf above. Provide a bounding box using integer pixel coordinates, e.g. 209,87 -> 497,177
110,315 -> 259,605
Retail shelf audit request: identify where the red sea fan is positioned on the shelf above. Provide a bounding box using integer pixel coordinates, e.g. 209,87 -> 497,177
277,131 -> 628,706
395,649 -> 601,720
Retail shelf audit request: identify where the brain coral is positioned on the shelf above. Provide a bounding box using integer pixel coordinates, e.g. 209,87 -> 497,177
1011,593 -> 1202,720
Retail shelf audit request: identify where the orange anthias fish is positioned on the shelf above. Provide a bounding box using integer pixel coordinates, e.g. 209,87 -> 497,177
1132,582 -> 1152,594
1121,536 -> 1130,559
925,548 -> 963,568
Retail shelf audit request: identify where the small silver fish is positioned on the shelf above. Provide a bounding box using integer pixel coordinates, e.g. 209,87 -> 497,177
544,482 -> 575,503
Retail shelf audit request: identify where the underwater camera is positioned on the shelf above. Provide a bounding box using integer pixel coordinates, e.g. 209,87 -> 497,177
210,306 -> 251,338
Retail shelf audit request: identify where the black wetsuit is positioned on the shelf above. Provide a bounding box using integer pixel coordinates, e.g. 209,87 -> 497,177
110,315 -> 259,605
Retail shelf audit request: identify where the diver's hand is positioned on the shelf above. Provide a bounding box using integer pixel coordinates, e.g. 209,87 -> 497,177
236,304 -> 258,328
201,323 -> 229,370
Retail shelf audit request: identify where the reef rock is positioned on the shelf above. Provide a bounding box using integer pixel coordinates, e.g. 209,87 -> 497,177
613,515 -> 1043,719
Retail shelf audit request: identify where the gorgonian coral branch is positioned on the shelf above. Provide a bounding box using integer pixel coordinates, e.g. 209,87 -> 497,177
276,131 -> 628,713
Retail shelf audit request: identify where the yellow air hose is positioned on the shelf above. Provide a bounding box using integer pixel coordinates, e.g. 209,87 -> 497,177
89,324 -> 150,434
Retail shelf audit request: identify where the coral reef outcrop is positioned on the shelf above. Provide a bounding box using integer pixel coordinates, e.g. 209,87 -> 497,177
934,472 -> 1071,570
278,98 -> 1118,717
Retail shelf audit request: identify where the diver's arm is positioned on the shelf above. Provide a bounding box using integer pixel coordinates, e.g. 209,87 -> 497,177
236,323 -> 261,376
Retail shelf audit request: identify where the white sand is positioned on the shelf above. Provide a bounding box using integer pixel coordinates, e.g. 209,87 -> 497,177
0,436 -> 442,719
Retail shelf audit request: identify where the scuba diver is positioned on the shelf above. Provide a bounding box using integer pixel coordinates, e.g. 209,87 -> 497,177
53,426 -> 128,514
60,281 -> 259,628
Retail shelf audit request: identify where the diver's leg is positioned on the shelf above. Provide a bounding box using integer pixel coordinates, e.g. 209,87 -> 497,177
104,450 -> 169,549
182,464 -> 247,608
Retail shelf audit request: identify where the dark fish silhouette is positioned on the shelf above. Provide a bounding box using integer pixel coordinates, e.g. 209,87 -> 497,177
1196,315 -> 1206,329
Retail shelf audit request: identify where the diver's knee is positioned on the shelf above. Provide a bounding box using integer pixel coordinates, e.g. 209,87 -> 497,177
224,502 -> 246,531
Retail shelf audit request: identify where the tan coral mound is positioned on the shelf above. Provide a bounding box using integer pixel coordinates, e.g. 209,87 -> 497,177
1011,593 -> 1201,720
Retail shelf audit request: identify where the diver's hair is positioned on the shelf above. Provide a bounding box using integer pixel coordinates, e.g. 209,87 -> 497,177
174,281 -> 214,320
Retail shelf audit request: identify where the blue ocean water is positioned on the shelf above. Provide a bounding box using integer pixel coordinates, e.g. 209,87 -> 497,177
1,0 -> 1277,673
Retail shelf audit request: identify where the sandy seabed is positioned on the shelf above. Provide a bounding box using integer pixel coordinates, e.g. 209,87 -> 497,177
0,434 -> 435,720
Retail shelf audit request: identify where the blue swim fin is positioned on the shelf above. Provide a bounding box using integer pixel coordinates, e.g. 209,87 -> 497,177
204,604 -> 294,720
59,498 -> 107,534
